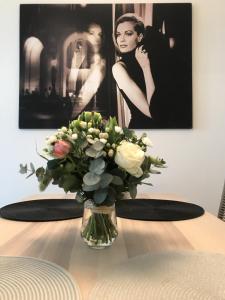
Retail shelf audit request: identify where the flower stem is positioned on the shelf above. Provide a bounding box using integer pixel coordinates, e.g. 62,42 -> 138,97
81,212 -> 118,247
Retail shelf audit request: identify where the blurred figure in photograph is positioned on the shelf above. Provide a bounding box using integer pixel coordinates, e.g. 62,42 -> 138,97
112,13 -> 171,129
71,23 -> 106,119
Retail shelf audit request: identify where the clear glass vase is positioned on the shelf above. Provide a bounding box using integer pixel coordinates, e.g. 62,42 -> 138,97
81,200 -> 118,249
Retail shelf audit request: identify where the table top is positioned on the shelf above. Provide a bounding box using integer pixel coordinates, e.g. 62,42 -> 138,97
0,193 -> 225,300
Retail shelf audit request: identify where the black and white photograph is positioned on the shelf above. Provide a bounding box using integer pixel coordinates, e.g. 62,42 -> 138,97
19,3 -> 192,129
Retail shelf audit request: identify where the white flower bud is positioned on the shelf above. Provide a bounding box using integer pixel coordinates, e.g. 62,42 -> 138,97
72,133 -> 78,140
115,126 -> 122,133
100,138 -> 107,144
61,126 -> 67,132
94,128 -> 100,135
99,132 -> 109,139
105,127 -> 110,132
80,121 -> 87,129
111,143 -> 116,149
142,137 -> 153,147
47,135 -> 57,144
108,149 -> 114,157
88,128 -> 94,133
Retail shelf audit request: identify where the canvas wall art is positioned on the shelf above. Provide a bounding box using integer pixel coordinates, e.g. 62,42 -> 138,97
19,3 -> 192,129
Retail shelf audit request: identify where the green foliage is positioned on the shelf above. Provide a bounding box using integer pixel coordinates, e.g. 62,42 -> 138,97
19,164 -> 27,174
83,172 -> 101,186
89,158 -> 105,175
99,173 -> 113,188
94,188 -> 108,204
58,174 -> 81,193
19,111 -> 166,206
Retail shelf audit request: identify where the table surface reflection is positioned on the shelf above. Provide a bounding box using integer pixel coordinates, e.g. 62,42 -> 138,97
0,193 -> 225,300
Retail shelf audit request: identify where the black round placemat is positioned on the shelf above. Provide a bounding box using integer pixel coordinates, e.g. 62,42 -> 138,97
0,199 -> 83,222
116,199 -> 204,221
0,198 -> 204,222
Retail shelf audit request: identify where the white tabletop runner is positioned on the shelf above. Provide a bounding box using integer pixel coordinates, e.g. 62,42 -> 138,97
0,256 -> 81,300
89,251 -> 225,300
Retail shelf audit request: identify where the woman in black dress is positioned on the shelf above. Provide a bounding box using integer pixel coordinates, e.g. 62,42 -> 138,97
112,13 -> 155,129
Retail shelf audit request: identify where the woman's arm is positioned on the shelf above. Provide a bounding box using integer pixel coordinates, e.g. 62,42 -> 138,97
112,61 -> 152,117
135,46 -> 155,107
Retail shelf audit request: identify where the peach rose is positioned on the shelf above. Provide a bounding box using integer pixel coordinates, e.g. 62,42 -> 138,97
52,140 -> 71,158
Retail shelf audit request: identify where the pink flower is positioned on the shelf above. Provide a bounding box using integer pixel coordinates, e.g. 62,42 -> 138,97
52,140 -> 71,158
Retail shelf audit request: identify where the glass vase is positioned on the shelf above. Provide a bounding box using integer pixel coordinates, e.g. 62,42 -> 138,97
81,200 -> 118,249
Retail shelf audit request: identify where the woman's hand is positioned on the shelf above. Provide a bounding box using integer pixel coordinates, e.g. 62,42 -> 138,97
135,45 -> 150,69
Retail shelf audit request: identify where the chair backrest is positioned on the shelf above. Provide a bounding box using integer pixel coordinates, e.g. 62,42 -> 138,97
218,182 -> 225,221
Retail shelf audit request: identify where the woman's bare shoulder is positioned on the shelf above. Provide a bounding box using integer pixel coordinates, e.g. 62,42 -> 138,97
112,61 -> 126,74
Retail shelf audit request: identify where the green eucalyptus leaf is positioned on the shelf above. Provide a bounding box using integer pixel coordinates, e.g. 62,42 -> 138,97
19,164 -> 27,174
82,183 -> 100,192
83,172 -> 100,186
99,173 -> 113,188
104,187 -> 117,205
95,150 -> 104,158
30,163 -> 35,173
85,147 -> 98,158
129,184 -> 137,199
112,175 -> 123,185
92,141 -> 104,151
94,188 -> 108,204
89,158 -> 105,175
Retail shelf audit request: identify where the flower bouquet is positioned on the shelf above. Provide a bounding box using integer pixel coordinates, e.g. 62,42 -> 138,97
20,112 -> 166,248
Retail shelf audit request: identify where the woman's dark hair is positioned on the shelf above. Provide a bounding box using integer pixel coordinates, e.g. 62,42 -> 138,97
113,13 -> 145,50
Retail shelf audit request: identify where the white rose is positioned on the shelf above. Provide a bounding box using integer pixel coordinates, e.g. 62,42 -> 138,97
115,141 -> 145,178
142,137 -> 153,147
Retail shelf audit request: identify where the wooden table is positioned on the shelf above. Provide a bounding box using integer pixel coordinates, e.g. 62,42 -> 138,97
1,193 -> 225,300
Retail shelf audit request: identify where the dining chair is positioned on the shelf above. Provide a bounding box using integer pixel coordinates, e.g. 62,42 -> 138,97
218,182 -> 225,221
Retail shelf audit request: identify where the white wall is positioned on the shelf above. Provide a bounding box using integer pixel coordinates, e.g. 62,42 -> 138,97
0,0 -> 225,215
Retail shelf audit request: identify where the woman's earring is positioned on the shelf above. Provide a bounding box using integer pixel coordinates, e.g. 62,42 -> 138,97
138,34 -> 144,43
